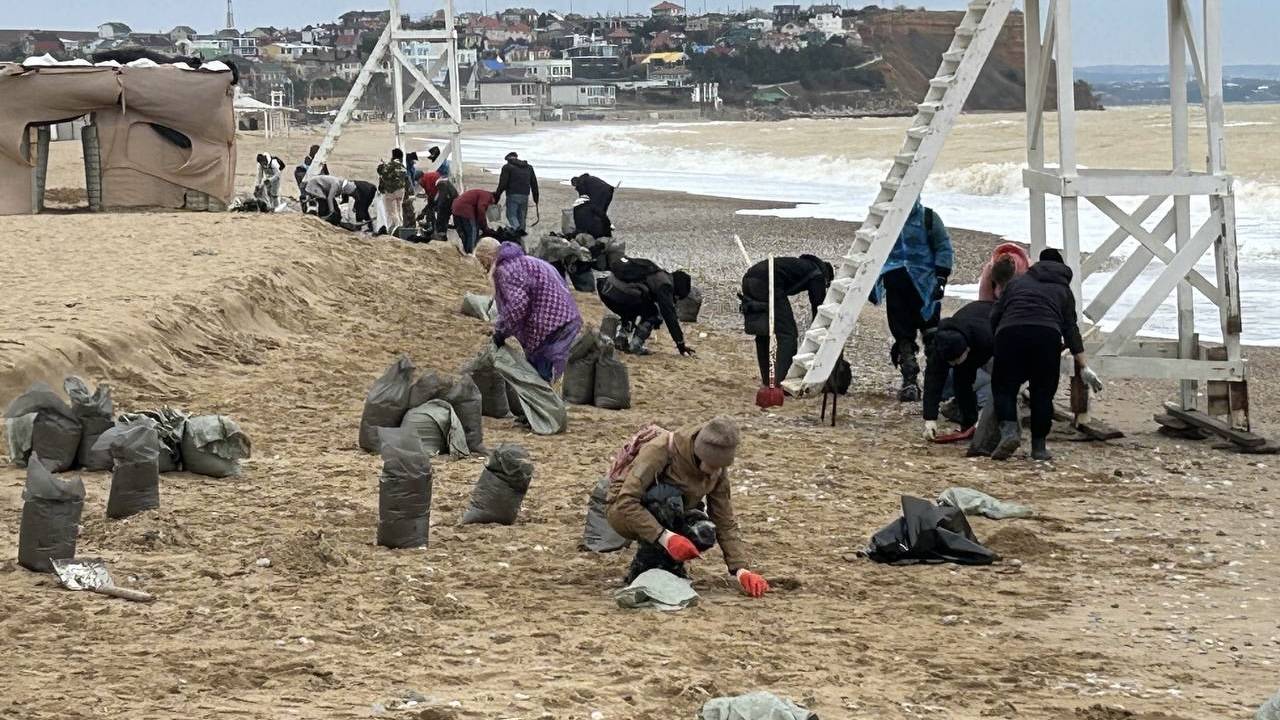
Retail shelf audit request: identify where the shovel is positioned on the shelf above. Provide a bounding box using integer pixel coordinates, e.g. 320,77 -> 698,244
755,255 -> 785,409
51,558 -> 155,603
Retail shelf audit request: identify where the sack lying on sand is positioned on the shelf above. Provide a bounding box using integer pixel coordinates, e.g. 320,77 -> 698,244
460,293 -> 496,322
64,377 -> 114,471
4,382 -> 82,472
359,356 -> 416,453
93,422 -> 161,520
464,351 -> 512,419
532,234 -> 590,266
582,476 -> 630,553
677,286 -> 703,323
181,415 -> 252,478
117,408 -> 187,473
938,487 -> 1033,520
614,569 -> 698,611
700,692 -> 818,720
864,495 -> 998,566
594,342 -> 632,410
377,427 -> 433,549
17,453 -> 85,573
563,332 -> 604,406
461,443 -> 534,525
489,346 -> 568,435
400,400 -> 470,458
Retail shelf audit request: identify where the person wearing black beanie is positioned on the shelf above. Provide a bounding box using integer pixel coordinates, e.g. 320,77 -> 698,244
921,300 -> 996,442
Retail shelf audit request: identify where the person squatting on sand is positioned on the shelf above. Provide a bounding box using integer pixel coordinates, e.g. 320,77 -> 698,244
493,152 -> 540,235
453,189 -> 497,255
605,417 -> 769,598
475,238 -> 583,383
738,254 -> 834,388
572,194 -> 612,240
921,299 -> 996,443
990,248 -> 1104,462
254,153 -> 285,209
870,200 -> 954,402
596,256 -> 696,357
303,175 -> 376,232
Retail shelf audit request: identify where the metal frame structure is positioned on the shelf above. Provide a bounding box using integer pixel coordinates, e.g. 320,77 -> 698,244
304,0 -> 465,186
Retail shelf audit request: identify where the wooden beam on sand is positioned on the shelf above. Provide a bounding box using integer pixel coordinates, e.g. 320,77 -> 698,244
1163,403 -> 1267,448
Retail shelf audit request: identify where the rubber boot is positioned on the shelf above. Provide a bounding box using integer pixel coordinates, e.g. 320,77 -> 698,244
990,421 -> 1022,461
1031,435 -> 1054,462
628,321 -> 654,356
897,340 -> 921,402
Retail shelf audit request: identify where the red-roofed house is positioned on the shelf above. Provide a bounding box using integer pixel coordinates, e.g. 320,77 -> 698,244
607,28 -> 633,43
651,1 -> 685,18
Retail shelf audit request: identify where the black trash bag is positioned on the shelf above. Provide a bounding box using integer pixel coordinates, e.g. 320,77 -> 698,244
863,495 -> 998,566
563,331 -> 604,406
359,356 -> 416,453
180,415 -> 252,478
593,342 -> 632,410
93,422 -> 161,520
17,452 -> 85,573
461,443 -> 534,525
677,286 -> 703,323
569,263 -> 597,292
624,482 -> 717,583
377,427 -> 433,549
4,382 -> 82,472
463,351 -> 512,419
64,377 -> 114,471
117,408 -> 187,473
582,476 -> 630,553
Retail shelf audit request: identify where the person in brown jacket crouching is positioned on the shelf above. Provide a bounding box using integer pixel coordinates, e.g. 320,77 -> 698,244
606,417 -> 770,598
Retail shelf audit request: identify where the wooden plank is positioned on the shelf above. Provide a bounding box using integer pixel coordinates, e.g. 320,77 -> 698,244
1049,403 -> 1123,440
1164,404 -> 1267,447
1168,0 -> 1197,410
1082,194 -> 1167,277
1067,171 -> 1230,197
1024,0 -> 1048,258
1083,205 -> 1176,323
1073,355 -> 1244,382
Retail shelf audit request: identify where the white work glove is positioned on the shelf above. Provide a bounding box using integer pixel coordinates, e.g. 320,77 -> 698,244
1080,366 -> 1104,393
923,420 -> 938,441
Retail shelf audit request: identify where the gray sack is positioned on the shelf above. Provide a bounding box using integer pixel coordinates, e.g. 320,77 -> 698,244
400,400 -> 470,458
93,422 -> 161,519
17,452 -> 85,573
460,292 -> 496,321
461,443 -> 534,525
700,692 -> 818,720
4,382 -> 82,472
677,286 -> 703,323
64,377 -> 114,471
410,371 -> 484,454
181,415 -> 252,478
582,476 -> 630,553
464,350 -> 512,419
594,342 -> 632,410
377,427 -> 433,549
116,408 -> 187,473
359,356 -> 416,453
563,331 -> 604,406
489,346 -> 568,435
5,413 -> 35,467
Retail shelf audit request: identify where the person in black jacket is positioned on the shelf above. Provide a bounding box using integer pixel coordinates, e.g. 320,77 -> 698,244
739,254 -> 834,387
922,300 -> 995,441
598,257 -> 696,356
493,152 -> 540,234
572,195 -> 611,239
990,248 -> 1104,461
571,173 -> 615,213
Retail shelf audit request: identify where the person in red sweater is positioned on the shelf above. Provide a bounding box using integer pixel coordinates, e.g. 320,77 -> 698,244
451,188 -> 495,254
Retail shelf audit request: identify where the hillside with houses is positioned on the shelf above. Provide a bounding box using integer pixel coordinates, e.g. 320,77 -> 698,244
0,3 -> 1099,121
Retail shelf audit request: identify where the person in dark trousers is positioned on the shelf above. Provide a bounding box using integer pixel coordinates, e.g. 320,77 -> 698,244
452,188 -> 495,254
493,152 -> 540,234
349,180 -> 378,232
571,173 -> 614,213
294,144 -> 329,193
572,195 -> 611,239
597,256 -> 696,356
739,254 -> 834,388
872,200 -> 954,402
921,300 -> 995,441
990,248 -> 1104,461
433,176 -> 459,239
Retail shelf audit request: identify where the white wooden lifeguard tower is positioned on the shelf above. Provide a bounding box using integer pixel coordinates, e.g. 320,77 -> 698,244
784,0 -> 1258,446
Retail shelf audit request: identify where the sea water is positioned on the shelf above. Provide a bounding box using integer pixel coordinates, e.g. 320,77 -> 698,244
451,104 -> 1280,344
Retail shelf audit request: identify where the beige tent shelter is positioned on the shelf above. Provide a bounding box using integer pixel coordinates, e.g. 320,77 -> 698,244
0,57 -> 237,215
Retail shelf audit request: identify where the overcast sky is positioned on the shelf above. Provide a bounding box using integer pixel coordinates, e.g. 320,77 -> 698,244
7,1 -> 1277,65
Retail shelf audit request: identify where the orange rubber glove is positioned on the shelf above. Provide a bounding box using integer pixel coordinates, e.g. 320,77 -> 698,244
659,531 -> 701,562
736,570 -> 769,598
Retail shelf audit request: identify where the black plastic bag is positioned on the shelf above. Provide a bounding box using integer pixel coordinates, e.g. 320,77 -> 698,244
359,356 -> 416,453
4,382 -> 82,472
461,443 -> 534,525
864,495 -> 998,566
17,452 -> 85,573
569,263 -> 597,292
117,408 -> 186,473
377,427 -> 433,549
181,415 -> 252,478
464,351 -> 512,419
94,423 -> 161,520
64,377 -> 114,471
677,286 -> 703,323
563,332 -> 603,406
593,343 -> 632,410
582,476 -> 630,553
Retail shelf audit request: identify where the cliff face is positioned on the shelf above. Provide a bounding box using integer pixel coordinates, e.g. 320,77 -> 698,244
859,9 -> 1103,112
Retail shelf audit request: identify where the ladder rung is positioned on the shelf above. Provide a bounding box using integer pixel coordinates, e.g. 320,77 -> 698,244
805,327 -> 828,344
844,251 -> 870,266
916,102 -> 943,115
955,24 -> 979,37
791,353 -> 816,370
880,178 -> 902,193
817,302 -> 841,320
930,75 -> 956,88
906,126 -> 931,140
968,0 -> 990,10
894,152 -> 916,166
942,50 -> 965,63
829,277 -> 855,295
869,202 -> 893,216
855,227 -> 877,244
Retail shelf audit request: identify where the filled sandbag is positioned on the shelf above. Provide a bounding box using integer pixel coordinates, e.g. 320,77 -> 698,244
377,427 -> 433,549
593,342 -> 632,410
17,453 -> 85,573
489,346 -> 568,435
460,293 -> 496,321
93,423 -> 161,520
407,371 -> 484,454
563,331 -> 604,406
5,413 -> 35,467
568,263 -> 597,292
600,314 -> 620,340
533,234 -> 590,266
461,443 -> 535,525
677,286 -> 703,323
400,400 -> 470,458
463,351 -> 512,419
64,377 -> 114,471
4,382 -> 82,472
117,408 -> 187,473
408,371 -> 452,409
582,476 -> 630,553
359,356 -> 416,453
181,415 -> 252,478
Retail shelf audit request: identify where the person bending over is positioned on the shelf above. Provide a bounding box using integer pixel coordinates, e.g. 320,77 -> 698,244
922,299 -> 995,441
597,256 -> 695,356
453,188 -> 496,254
738,254 -> 833,388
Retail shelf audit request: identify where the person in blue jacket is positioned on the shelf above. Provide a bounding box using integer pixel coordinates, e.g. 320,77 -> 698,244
871,199 -> 954,402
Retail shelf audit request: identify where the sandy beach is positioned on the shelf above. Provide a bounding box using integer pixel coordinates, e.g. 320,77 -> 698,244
1,123 -> 1277,719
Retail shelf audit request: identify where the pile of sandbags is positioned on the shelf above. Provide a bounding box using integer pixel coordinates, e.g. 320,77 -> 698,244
560,332 -> 631,411
461,443 -> 535,525
407,369 -> 484,455
117,408 -> 188,473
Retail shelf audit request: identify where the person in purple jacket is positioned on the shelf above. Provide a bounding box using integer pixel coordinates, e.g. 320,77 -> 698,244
474,237 -> 583,382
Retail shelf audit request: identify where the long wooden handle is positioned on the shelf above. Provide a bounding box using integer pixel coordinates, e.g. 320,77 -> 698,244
93,585 -> 155,603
